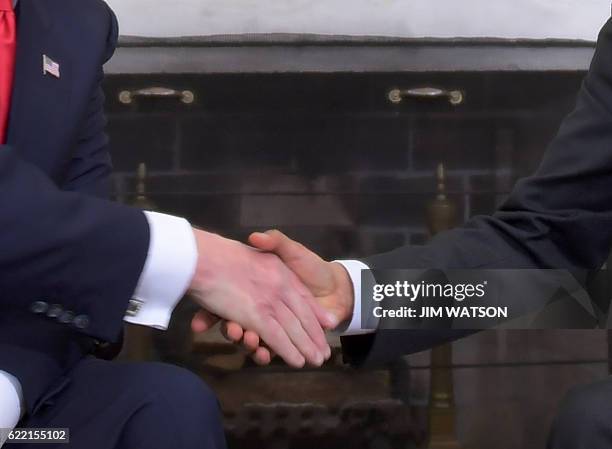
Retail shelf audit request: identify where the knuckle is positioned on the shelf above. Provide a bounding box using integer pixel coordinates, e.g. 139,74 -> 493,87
253,299 -> 274,318
260,255 -> 285,281
268,298 -> 283,314
268,229 -> 283,238
271,325 -> 288,342
293,241 -> 307,253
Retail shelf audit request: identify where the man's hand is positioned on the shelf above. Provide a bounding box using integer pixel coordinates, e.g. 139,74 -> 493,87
191,230 -> 355,365
188,229 -> 336,368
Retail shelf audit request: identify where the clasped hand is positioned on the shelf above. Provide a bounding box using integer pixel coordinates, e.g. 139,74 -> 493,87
187,230 -> 354,368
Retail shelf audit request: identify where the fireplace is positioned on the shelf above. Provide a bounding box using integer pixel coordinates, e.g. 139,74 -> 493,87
103,37 -> 608,449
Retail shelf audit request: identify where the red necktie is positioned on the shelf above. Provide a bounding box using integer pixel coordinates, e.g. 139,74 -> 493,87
0,0 -> 16,144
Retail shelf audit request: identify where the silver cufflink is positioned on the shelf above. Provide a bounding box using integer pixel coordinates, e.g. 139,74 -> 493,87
126,299 -> 144,317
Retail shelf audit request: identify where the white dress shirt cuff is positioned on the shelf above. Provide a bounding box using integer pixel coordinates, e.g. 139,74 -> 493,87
125,211 -> 198,330
332,260 -> 376,336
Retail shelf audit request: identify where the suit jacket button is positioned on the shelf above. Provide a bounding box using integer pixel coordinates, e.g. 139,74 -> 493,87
73,315 -> 90,330
46,304 -> 63,318
30,301 -> 49,314
58,311 -> 75,324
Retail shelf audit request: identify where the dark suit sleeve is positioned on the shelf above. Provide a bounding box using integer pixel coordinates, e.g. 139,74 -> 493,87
0,5 -> 149,344
342,17 -> 612,366
60,79 -> 113,199
62,4 -> 117,199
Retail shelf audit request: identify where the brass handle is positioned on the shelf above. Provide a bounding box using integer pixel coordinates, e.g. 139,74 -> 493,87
118,87 -> 195,105
388,87 -> 464,106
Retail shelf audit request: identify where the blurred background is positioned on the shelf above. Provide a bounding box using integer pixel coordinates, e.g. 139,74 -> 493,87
101,1 -> 612,448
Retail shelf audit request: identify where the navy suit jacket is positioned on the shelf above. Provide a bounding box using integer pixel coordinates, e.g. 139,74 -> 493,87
0,0 -> 149,415
343,17 -> 612,366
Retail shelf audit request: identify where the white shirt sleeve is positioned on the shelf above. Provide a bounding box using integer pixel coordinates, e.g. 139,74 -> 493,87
332,260 -> 376,336
124,211 -> 198,330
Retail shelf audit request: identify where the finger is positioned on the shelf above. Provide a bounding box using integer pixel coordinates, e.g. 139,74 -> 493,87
221,321 -> 244,343
274,301 -> 324,367
252,346 -> 273,366
191,310 -> 220,333
242,330 -> 261,353
284,276 -> 331,356
257,317 -> 305,368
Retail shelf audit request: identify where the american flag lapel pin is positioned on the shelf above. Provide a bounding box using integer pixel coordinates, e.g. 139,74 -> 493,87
42,54 -> 60,79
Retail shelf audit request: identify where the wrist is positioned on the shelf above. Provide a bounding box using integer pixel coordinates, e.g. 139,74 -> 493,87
189,228 -> 215,293
189,228 -> 247,295
329,261 -> 355,325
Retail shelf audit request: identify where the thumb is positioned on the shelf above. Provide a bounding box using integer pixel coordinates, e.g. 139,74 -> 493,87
249,230 -> 305,264
317,297 -> 348,329
248,231 -> 278,252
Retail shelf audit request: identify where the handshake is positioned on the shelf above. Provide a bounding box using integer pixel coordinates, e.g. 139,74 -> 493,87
186,229 -> 356,368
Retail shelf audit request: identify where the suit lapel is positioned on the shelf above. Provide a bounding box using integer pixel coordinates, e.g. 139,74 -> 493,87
7,0 -> 72,153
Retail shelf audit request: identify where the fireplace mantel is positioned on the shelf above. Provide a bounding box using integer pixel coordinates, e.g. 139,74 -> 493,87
105,38 -> 595,75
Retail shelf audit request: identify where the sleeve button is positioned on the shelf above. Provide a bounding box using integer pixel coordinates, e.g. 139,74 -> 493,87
58,311 -> 75,324
73,315 -> 90,330
46,304 -> 63,318
30,301 -> 49,314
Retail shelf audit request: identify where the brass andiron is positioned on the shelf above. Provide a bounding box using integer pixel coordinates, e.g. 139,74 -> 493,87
426,164 -> 462,449
426,163 -> 457,234
122,163 -> 158,362
132,162 -> 158,211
